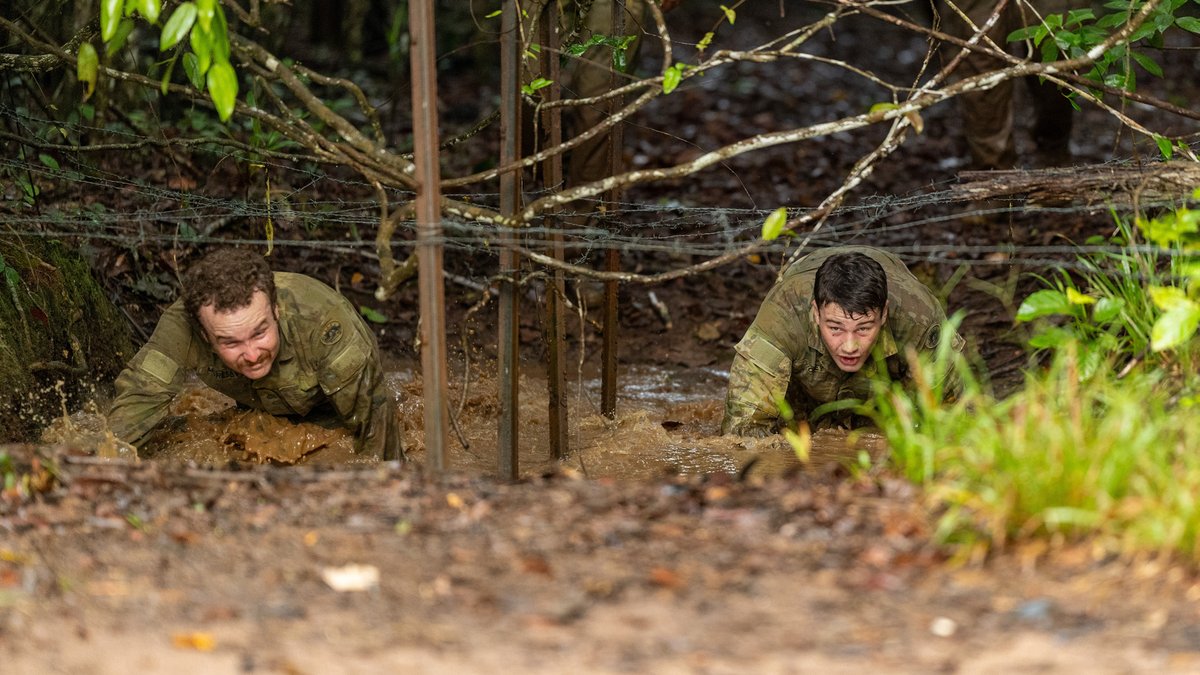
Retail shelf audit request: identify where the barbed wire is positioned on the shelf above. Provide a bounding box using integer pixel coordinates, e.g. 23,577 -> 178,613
3,107 -> 1195,283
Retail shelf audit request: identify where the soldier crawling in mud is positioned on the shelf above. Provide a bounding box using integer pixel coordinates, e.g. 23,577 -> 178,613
106,248 -> 403,460
722,247 -> 964,437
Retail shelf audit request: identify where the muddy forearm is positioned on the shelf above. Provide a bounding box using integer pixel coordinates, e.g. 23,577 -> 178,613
721,353 -> 789,437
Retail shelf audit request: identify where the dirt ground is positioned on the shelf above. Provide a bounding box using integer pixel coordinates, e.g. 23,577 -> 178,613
4,2 -> 1200,673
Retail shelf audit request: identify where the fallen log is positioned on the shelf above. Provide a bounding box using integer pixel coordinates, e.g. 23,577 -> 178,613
950,159 -> 1200,208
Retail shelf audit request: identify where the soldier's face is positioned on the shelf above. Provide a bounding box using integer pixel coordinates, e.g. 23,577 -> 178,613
198,290 -> 281,380
812,300 -> 888,373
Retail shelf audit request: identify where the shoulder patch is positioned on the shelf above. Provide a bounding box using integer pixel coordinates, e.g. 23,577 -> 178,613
922,324 -> 966,352
922,325 -> 940,349
320,320 -> 344,346
141,348 -> 179,384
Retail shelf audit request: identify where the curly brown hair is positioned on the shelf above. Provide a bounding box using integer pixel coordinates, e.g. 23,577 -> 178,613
182,248 -> 277,321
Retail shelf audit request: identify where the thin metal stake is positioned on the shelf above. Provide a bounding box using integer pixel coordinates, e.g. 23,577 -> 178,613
600,0 -> 627,420
540,4 -> 569,459
498,0 -> 522,480
409,0 -> 448,470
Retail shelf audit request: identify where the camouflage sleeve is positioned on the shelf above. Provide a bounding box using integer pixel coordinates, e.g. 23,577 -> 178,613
317,328 -> 404,461
106,303 -> 192,448
721,330 -> 793,437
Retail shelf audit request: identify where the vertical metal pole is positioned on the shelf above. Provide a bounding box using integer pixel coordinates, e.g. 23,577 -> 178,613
498,0 -> 523,480
599,0 -> 626,420
540,5 -> 568,460
410,0 -> 449,471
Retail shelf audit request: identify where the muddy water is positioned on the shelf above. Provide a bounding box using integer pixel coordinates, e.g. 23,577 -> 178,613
44,365 -> 886,479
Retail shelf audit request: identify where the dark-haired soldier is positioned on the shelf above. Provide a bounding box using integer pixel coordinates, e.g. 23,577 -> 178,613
107,249 -> 402,460
722,247 -> 964,437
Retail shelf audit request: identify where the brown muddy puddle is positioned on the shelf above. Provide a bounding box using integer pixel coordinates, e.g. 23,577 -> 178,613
45,365 -> 886,480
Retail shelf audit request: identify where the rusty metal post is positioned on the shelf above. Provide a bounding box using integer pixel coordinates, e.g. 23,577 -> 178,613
539,4 -> 568,460
498,0 -> 523,479
409,0 -> 449,470
599,0 -> 627,420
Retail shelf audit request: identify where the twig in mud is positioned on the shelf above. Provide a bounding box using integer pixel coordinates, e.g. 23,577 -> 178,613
453,283 -> 496,451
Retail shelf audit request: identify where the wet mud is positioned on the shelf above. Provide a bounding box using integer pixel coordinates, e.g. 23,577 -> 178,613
47,365 -> 884,481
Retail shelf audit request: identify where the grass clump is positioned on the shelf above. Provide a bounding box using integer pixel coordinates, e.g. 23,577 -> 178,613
872,198 -> 1199,562
875,342 -> 1199,562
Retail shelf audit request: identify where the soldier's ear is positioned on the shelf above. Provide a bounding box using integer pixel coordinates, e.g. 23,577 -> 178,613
881,301 -> 889,324
810,299 -> 819,322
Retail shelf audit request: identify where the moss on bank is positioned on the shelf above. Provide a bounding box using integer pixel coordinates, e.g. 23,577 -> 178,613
0,237 -> 133,440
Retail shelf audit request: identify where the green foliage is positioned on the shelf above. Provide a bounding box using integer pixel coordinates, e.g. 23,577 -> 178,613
521,78 -> 553,97
564,33 -> 637,73
1017,199 -> 1200,363
359,306 -> 388,324
760,207 -> 789,240
874,335 -> 1200,562
97,0 -> 239,122
1008,0 -> 1199,157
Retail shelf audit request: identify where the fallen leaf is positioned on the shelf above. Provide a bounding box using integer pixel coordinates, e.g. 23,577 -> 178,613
321,564 -> 380,592
171,632 -> 216,651
648,567 -> 684,589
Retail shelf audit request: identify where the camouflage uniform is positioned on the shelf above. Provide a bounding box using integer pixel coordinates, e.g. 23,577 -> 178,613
722,247 -> 963,437
942,0 -> 1075,168
107,272 -> 402,460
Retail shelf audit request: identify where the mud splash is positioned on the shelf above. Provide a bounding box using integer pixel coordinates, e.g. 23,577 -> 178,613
42,366 -> 886,478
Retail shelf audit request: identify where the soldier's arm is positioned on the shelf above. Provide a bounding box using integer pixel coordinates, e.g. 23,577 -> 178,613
106,303 -> 193,448
318,329 -> 403,461
721,338 -> 792,437
721,280 -> 809,437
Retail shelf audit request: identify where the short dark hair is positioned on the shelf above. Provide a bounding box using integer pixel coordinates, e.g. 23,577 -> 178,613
183,248 -> 276,321
813,251 -> 887,317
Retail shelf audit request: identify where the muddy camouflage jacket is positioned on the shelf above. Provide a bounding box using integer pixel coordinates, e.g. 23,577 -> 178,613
721,246 -> 963,437
107,272 -> 402,460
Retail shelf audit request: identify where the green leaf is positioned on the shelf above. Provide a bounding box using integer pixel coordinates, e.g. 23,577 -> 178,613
160,55 -> 174,95
138,0 -> 161,23
783,427 -> 810,463
521,77 -> 552,96
106,19 -> 135,55
210,7 -> 231,61
77,42 -> 99,99
809,398 -> 863,424
1007,25 -> 1044,43
1016,289 -> 1072,321
1154,134 -> 1173,160
207,59 -> 238,121
720,4 -> 736,24
38,154 -> 59,170
1150,302 -> 1200,351
760,207 -> 788,241
160,2 -> 197,51
485,9 -> 502,18
359,306 -> 389,324
1028,326 -> 1077,349
101,0 -> 123,42
1066,287 -> 1096,305
1092,296 -> 1125,323
662,63 -> 683,94
196,0 -> 216,32
1149,285 -> 1190,311
190,24 -> 212,75
182,52 -> 204,89
1131,50 -> 1163,78
1177,16 -> 1200,34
